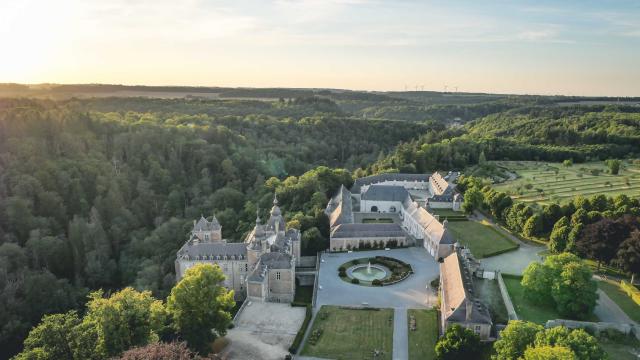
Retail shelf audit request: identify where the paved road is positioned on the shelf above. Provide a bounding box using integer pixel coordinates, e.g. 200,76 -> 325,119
473,211 -> 546,275
594,289 -> 638,325
393,308 -> 408,360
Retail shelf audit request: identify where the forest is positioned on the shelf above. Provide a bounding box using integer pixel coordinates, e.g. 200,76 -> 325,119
1,87 -> 640,358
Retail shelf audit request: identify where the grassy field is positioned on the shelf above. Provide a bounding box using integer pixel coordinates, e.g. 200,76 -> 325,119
430,208 -> 466,218
503,275 -> 598,324
301,306 -> 394,359
492,161 -> 640,205
600,336 -> 640,360
407,309 -> 438,360
598,280 -> 640,323
474,278 -> 509,324
447,219 -> 519,258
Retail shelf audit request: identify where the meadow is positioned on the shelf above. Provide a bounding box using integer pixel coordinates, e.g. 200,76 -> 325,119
492,161 -> 640,205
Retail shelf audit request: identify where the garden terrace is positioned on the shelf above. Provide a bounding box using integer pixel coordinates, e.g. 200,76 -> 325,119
447,219 -> 519,258
407,309 -> 438,360
301,306 -> 394,360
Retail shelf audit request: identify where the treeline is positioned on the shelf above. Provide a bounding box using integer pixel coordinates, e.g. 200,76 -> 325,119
0,99 -> 406,358
458,176 -> 640,281
14,264 -> 234,359
369,106 -> 640,174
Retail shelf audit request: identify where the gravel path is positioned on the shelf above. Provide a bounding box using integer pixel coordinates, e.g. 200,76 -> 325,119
393,308 -> 408,360
594,289 -> 638,325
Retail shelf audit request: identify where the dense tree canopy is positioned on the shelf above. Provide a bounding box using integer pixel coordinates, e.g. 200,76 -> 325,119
166,264 -> 234,354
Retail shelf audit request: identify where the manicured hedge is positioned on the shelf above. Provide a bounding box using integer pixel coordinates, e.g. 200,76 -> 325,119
481,244 -> 520,258
288,303 -> 312,354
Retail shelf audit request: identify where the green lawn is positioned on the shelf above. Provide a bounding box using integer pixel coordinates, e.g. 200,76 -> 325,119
431,209 -> 464,217
598,281 -> 640,323
503,275 -> 599,324
407,309 -> 438,360
301,306 -> 394,360
502,275 -> 565,324
474,278 -> 509,324
600,336 -> 640,360
447,219 -> 519,258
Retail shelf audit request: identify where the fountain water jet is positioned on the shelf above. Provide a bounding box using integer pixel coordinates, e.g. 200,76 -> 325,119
367,261 -> 372,274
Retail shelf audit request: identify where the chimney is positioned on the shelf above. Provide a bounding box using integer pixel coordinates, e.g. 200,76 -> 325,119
465,299 -> 473,322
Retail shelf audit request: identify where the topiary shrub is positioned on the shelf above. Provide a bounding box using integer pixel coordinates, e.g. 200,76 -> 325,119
351,278 -> 360,284
372,279 -> 382,286
338,266 -> 346,272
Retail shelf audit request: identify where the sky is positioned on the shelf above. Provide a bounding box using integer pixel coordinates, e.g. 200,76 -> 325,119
1,0 -> 640,96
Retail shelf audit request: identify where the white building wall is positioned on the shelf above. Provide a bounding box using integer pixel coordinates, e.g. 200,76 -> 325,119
360,180 -> 428,194
176,259 -> 249,300
360,199 -> 403,214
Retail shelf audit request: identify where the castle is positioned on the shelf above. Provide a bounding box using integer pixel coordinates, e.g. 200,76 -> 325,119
175,195 -> 300,303
326,172 -> 463,259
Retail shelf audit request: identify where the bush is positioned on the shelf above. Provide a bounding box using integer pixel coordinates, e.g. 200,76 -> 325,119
338,266 -> 346,272
351,278 -> 360,284
372,279 -> 382,286
430,278 -> 440,289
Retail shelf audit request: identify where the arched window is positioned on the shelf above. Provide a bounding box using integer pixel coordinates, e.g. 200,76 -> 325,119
371,206 -> 378,212
390,206 -> 397,212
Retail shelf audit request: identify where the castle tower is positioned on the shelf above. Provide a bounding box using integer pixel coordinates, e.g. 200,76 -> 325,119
192,214 -> 222,243
268,193 -> 286,235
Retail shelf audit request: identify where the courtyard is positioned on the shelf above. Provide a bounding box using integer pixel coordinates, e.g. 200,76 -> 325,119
316,247 -> 439,309
225,302 -> 306,360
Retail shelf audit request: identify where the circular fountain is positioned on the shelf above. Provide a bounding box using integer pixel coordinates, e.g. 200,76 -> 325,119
338,257 -> 412,286
350,262 -> 388,282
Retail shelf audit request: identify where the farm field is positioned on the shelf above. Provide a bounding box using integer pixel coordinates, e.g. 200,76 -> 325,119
446,219 -> 519,258
407,309 -> 438,360
301,306 -> 394,360
491,161 -> 640,206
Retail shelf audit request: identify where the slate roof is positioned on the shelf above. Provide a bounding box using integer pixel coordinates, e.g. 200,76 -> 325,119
361,185 -> 411,202
260,252 -> 293,269
177,240 -> 247,260
193,215 -> 221,232
330,223 -> 406,239
325,185 -> 354,228
247,252 -> 293,282
403,200 -> 456,245
430,172 -> 454,197
440,250 -> 492,325
351,173 -> 429,193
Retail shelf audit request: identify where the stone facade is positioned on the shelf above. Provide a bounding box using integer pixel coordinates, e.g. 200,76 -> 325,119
175,195 -> 300,303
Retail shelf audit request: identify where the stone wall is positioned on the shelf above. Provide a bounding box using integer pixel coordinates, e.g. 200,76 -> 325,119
497,272 -> 518,321
546,319 -> 639,340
